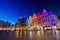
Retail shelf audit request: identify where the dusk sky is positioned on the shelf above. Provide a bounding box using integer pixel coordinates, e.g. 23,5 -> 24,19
0,0 -> 60,24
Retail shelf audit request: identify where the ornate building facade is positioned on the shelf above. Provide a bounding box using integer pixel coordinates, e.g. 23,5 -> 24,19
17,9 -> 58,30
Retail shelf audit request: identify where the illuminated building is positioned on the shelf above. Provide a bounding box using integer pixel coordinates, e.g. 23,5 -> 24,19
18,17 -> 23,27
0,21 -> 10,28
28,16 -> 33,30
42,9 -> 51,27
32,12 -> 38,27
37,12 -> 42,30
17,9 -> 58,30
49,15 -> 58,29
18,17 -> 26,30
57,21 -> 60,29
50,15 -> 57,26
18,17 -> 26,27
25,18 -> 28,29
37,12 -> 42,27
28,12 -> 42,30
42,9 -> 58,30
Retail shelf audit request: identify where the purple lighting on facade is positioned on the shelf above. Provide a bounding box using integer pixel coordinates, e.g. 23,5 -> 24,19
18,9 -> 57,28
42,9 -> 56,27
43,9 -> 46,12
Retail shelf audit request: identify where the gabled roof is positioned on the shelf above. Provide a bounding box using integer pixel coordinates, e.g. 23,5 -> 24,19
32,12 -> 37,19
37,12 -> 41,17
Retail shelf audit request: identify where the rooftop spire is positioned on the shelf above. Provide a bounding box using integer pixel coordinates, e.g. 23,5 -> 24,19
43,9 -> 46,12
33,12 -> 37,18
37,12 -> 41,17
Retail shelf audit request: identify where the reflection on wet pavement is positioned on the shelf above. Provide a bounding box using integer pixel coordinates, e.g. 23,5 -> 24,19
0,30 -> 60,40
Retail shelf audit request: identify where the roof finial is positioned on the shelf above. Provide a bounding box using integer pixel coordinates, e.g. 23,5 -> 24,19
43,9 -> 46,12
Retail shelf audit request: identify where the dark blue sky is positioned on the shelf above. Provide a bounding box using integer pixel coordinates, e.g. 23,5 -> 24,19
0,0 -> 60,24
